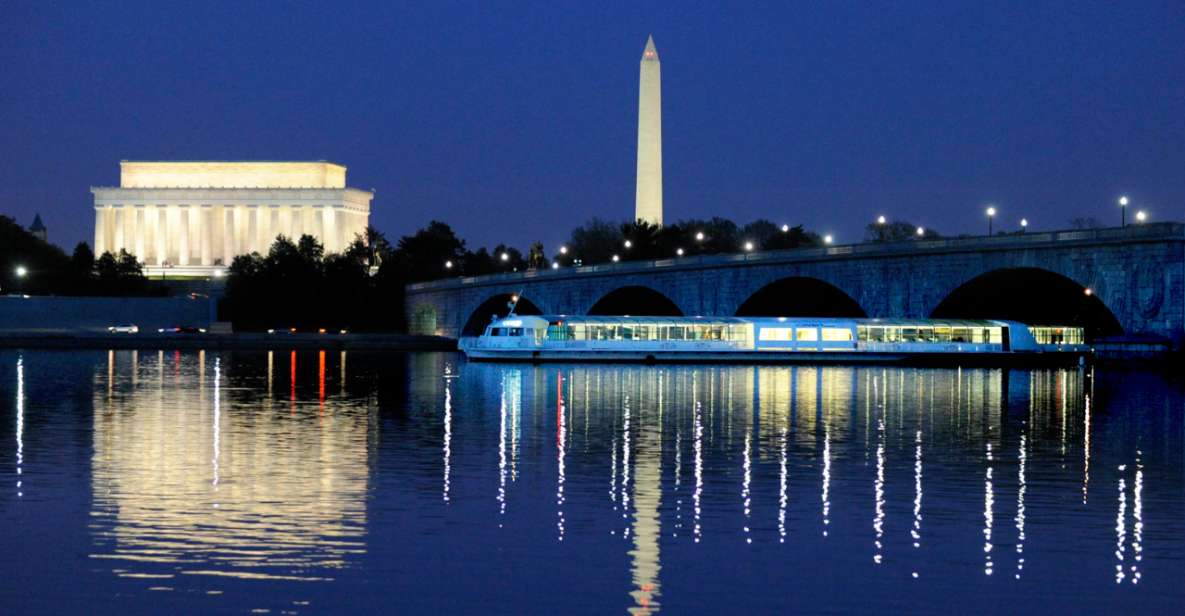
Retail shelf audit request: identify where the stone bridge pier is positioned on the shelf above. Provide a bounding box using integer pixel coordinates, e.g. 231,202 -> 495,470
406,224 -> 1184,348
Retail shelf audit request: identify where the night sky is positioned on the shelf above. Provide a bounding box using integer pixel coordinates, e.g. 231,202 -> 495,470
2,1 -> 1182,253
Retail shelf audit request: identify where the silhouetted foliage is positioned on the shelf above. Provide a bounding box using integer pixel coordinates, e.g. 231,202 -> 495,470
224,234 -> 404,332
864,221 -> 941,242
0,215 -> 159,296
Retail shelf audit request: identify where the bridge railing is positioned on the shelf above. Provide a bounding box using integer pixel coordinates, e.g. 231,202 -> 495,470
407,222 -> 1183,292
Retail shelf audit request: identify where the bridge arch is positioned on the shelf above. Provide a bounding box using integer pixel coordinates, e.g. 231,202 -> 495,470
930,267 -> 1122,339
461,292 -> 544,336
735,276 -> 867,317
588,285 -> 683,316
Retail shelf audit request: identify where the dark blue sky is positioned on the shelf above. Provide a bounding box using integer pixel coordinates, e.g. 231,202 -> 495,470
2,1 -> 1182,252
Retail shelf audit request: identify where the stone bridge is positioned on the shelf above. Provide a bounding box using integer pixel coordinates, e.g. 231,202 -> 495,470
405,223 -> 1185,347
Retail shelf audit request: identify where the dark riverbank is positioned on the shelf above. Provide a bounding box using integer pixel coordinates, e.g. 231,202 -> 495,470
0,331 -> 457,351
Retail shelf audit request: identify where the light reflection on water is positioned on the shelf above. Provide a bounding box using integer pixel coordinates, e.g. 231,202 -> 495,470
89,350 -> 370,586
0,350 -> 1183,614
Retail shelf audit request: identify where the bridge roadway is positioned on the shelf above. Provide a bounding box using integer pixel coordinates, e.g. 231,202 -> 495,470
405,223 -> 1185,347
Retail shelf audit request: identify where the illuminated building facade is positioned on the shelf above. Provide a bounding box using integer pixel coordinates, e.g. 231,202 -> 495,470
91,161 -> 373,276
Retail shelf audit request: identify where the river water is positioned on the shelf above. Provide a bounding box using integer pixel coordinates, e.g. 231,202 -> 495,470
0,350 -> 1181,614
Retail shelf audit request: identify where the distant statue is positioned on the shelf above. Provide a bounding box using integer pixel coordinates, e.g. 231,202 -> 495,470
527,241 -> 546,270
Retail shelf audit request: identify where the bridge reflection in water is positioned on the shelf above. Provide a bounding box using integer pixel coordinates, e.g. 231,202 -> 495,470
459,360 -> 1158,613
60,351 -> 1179,612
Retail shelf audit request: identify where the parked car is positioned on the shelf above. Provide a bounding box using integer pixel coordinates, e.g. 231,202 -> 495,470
157,325 -> 207,334
107,324 -> 139,334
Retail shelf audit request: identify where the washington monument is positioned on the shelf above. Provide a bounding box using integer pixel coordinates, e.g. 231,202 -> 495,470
635,35 -> 663,225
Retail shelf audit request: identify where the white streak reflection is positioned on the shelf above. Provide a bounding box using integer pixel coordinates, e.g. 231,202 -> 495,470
1083,394 -> 1091,504
1132,454 -> 1143,584
693,400 -> 703,543
778,422 -> 788,543
742,432 -> 752,544
556,373 -> 566,541
1115,466 -> 1127,584
212,357 -> 220,491
621,395 -> 632,525
15,356 -> 24,498
497,373 -> 509,524
1015,434 -> 1027,579
873,415 -> 885,564
912,429 -> 922,578
442,363 -> 454,504
984,442 -> 994,576
821,422 -> 831,538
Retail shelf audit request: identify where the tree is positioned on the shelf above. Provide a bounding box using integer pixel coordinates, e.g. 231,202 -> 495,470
566,218 -> 623,265
763,223 -> 821,250
865,221 -> 940,242
390,221 -> 467,282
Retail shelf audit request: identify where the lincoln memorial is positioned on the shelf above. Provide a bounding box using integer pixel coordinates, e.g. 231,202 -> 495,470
91,161 -> 374,276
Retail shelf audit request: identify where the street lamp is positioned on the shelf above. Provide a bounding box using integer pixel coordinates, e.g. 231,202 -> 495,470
1136,210 -> 1147,223
676,248 -> 684,256
611,254 -> 620,262
1020,218 -> 1028,233
1119,196 -> 1129,227
743,241 -> 754,252
551,262 -> 559,269
916,226 -> 925,237
823,234 -> 833,245
985,206 -> 996,236
695,231 -> 705,242
781,224 -> 790,233
559,245 -> 568,255
500,252 -> 509,262
877,215 -> 886,225
15,266 -> 28,278
624,239 -> 633,249
444,260 -> 453,269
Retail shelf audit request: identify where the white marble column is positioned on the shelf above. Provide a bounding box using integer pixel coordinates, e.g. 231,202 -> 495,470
200,206 -> 213,266
154,206 -> 167,265
222,206 -> 235,266
178,206 -> 190,266
133,206 -> 145,262
112,207 -> 125,254
322,207 -> 337,252
94,208 -> 106,255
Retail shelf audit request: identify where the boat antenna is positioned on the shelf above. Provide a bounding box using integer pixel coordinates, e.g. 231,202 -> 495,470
506,290 -> 524,317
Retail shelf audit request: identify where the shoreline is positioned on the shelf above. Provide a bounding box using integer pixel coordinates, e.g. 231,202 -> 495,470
0,331 -> 458,352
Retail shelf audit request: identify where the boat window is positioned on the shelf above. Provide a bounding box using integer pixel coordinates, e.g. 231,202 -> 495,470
508,328 -> 523,336
796,328 -> 818,341
1028,326 -> 1084,344
490,327 -> 505,336
759,327 -> 793,342
822,327 -> 852,342
988,328 -> 1003,344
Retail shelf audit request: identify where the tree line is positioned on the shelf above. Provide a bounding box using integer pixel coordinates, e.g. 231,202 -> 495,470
0,215 -> 154,296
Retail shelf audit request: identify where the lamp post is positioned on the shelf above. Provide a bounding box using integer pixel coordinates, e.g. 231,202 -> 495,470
985,206 -> 996,236
1020,218 -> 1028,233
916,226 -> 925,237
1136,210 -> 1147,223
14,265 -> 27,294
823,234 -> 833,245
781,224 -> 789,233
877,215 -> 886,225
1119,196 -> 1129,227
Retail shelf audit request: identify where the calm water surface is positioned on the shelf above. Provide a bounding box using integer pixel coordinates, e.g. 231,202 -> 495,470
0,350 -> 1182,614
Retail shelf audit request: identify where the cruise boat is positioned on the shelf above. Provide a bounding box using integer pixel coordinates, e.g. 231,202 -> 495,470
459,314 -> 1089,364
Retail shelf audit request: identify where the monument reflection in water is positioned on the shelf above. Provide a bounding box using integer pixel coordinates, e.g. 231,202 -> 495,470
89,350 -> 371,585
1,350 -> 1181,613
